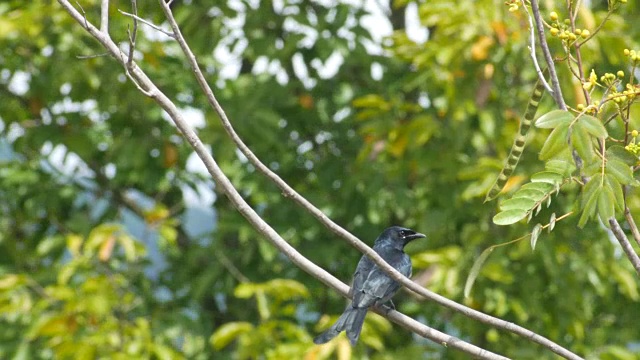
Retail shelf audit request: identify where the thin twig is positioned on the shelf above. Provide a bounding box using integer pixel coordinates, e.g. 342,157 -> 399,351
76,52 -> 110,59
100,0 -> 109,34
530,0 -> 566,109
609,218 -> 640,276
118,9 -> 176,38
571,0 -> 582,24
521,0 -> 553,92
75,1 -> 89,29
126,0 -> 138,68
215,250 -> 250,283
624,207 -> 640,248
576,10 -> 612,47
567,2 -> 590,105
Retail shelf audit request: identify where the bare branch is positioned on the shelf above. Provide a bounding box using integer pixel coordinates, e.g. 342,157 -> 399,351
125,0 -> 138,68
118,9 -> 175,38
76,52 -> 110,59
609,218 -> 640,276
625,207 -> 640,248
530,0 -> 566,110
100,0 -> 109,34
520,0 -> 553,92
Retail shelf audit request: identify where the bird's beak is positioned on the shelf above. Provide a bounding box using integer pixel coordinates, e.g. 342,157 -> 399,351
404,232 -> 426,242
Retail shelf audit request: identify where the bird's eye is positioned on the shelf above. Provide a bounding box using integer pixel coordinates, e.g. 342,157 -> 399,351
400,230 -> 407,237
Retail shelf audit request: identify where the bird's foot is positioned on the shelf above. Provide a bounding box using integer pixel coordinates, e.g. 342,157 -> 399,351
381,300 -> 396,313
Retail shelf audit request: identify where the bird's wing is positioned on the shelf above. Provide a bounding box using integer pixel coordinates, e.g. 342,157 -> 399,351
353,253 -> 412,307
350,255 -> 374,298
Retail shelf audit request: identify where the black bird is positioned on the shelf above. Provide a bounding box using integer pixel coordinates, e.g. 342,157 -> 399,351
313,226 -> 426,345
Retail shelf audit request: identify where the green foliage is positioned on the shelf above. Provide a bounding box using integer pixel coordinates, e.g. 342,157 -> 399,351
2,0 -> 640,359
492,167 -> 566,226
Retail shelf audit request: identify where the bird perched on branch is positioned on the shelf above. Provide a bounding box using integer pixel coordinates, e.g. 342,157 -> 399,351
313,226 -> 426,345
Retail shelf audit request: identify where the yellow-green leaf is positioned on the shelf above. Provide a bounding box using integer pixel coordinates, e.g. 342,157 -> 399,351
210,322 -> 254,350
597,186 -> 615,225
579,115 -> 608,138
530,171 -> 563,184
540,124 -> 569,160
607,145 -> 638,166
605,174 -> 624,213
534,110 -> 573,129
464,247 -> 494,298
499,197 -> 536,211
570,122 -> 595,162
493,209 -> 528,225
530,223 -> 542,251
606,158 -> 635,185
579,178 -> 601,228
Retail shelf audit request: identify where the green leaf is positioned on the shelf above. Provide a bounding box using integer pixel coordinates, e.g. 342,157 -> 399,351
264,279 -> 310,299
579,175 -> 602,228
607,145 -> 639,166
512,188 -> 546,201
520,181 -> 555,193
234,283 -> 259,298
464,247 -> 494,298
579,115 -> 608,138
548,213 -> 556,233
613,265 -> 640,301
597,186 -> 615,225
0,274 -> 22,289
581,174 -> 603,208
570,122 -> 595,162
583,160 -> 602,177
210,322 -> 254,350
534,110 -> 573,129
606,158 -> 635,185
540,124 -> 569,160
493,209 -> 528,225
119,234 -> 138,262
605,174 -> 624,213
530,223 -> 542,251
545,159 -> 575,176
499,197 -> 536,211
256,290 -> 270,320
530,171 -> 563,185
36,236 -> 65,256
152,345 -> 177,360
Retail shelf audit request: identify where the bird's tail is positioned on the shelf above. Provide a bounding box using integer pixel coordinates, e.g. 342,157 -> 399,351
313,307 -> 367,345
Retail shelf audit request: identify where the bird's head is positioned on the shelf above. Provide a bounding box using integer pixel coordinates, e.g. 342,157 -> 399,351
378,226 -> 426,248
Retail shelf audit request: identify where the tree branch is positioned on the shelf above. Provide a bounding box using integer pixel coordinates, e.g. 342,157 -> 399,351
609,218 -> 640,276
530,0 -> 566,110
55,2 -> 507,358
625,207 -> 640,248
520,0 -> 553,92
100,0 -> 109,34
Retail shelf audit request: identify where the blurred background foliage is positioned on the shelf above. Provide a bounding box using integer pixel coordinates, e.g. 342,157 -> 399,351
1,0 -> 639,359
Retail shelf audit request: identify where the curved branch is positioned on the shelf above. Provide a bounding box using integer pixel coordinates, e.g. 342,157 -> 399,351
625,207 -> 640,248
530,0 -> 566,110
609,218 -> 640,276
155,2 -> 582,359
55,2 -> 505,358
